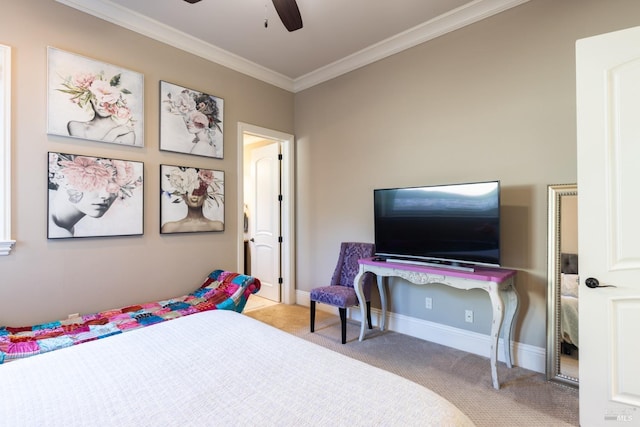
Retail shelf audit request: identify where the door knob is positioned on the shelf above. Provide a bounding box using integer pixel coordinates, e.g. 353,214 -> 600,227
250,238 -> 255,242
585,277 -> 600,288
585,277 -> 616,288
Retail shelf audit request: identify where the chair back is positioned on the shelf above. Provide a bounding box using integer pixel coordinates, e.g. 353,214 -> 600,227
329,242 -> 375,297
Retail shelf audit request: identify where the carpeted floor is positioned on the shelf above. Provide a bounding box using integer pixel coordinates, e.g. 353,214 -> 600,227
245,303 -> 579,427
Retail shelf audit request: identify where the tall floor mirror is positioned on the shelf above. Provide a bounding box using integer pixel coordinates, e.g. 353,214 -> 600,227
546,184 -> 579,387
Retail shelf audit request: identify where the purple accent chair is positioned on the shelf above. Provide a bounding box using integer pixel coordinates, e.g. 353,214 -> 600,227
310,242 -> 376,344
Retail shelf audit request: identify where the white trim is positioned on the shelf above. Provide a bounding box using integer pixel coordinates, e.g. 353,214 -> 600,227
293,0 -> 531,92
55,0 -> 294,92
237,123 -> 296,305
56,0 -> 530,93
297,290 -> 545,374
0,44 -> 15,256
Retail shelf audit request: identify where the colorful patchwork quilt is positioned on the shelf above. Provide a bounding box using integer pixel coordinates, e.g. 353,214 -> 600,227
0,269 -> 260,364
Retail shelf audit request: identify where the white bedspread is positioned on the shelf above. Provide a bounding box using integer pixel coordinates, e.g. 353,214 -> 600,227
0,310 -> 474,426
560,273 -> 579,348
561,295 -> 579,348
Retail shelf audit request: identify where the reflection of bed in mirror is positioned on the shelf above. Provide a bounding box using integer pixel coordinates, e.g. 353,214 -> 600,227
560,253 -> 579,353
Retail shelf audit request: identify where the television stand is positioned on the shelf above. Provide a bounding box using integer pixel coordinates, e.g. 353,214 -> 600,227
387,258 -> 476,272
354,257 -> 518,390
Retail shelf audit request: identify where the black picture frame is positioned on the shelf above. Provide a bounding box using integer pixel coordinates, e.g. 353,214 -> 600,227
160,164 -> 224,234
47,47 -> 144,147
159,81 -> 224,159
47,152 -> 144,239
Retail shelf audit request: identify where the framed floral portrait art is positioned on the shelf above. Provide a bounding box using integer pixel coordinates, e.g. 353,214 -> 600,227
47,47 -> 144,147
160,164 -> 224,234
160,81 -> 224,159
48,152 -> 144,239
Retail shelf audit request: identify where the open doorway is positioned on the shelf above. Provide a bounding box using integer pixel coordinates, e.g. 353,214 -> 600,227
237,122 -> 295,305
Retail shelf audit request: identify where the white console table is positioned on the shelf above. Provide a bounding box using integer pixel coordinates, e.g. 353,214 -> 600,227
353,257 -> 518,389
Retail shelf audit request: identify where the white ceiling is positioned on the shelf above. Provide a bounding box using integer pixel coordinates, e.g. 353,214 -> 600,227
56,0 -> 529,92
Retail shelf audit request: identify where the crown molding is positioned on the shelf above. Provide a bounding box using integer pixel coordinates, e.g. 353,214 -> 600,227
56,0 -> 295,91
56,0 -> 529,93
293,0 -> 530,92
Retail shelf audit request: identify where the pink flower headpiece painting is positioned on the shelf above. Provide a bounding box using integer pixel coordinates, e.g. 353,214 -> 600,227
160,81 -> 224,159
160,165 -> 224,234
47,47 -> 144,147
48,152 -> 144,239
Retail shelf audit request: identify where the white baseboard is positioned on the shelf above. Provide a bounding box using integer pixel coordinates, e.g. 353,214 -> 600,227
297,290 -> 545,374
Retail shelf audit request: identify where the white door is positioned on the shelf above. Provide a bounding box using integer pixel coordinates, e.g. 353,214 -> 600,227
249,142 -> 281,302
577,26 -> 640,426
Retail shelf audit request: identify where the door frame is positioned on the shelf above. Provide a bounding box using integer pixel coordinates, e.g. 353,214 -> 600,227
237,122 -> 296,304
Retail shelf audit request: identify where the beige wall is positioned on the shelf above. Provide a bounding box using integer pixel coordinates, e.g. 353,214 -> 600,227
0,1 -> 293,325
561,195 -> 578,255
294,0 -> 640,347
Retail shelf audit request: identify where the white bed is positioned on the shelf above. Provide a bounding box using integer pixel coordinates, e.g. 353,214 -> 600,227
0,310 -> 474,426
561,272 -> 579,348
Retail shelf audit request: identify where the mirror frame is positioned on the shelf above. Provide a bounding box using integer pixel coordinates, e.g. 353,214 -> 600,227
546,183 -> 578,387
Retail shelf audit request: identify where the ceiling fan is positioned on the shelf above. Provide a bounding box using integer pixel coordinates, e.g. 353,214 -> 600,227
183,0 -> 303,32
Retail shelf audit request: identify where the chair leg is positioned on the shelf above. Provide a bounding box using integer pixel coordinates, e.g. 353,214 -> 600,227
310,301 -> 316,333
366,301 -> 372,330
339,308 -> 347,344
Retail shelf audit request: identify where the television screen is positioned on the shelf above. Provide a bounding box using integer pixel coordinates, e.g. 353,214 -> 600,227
374,181 -> 500,268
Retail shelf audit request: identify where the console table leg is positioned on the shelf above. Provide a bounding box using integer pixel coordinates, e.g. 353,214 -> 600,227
500,279 -> 519,369
488,286 -> 505,389
354,269 -> 367,342
377,276 -> 387,332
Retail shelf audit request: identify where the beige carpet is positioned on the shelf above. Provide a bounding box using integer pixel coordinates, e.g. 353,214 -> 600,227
245,303 -> 579,427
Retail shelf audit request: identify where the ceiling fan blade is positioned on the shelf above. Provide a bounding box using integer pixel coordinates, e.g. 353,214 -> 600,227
272,0 -> 303,32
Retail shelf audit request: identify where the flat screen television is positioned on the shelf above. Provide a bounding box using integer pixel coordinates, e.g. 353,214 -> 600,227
373,180 -> 500,269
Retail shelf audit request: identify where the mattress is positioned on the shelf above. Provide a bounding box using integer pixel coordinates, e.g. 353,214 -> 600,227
0,310 -> 474,426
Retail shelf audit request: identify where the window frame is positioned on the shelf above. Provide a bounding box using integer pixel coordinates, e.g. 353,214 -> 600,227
0,44 -> 14,255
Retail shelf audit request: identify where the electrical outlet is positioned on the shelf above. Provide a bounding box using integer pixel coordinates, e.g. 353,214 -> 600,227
425,297 -> 432,310
465,310 -> 474,323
